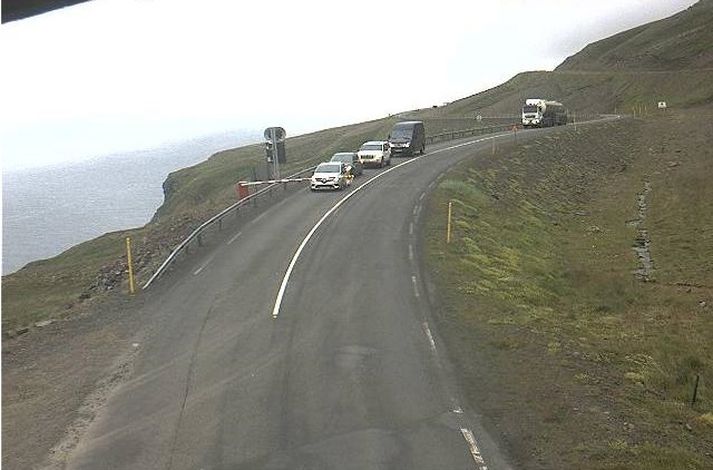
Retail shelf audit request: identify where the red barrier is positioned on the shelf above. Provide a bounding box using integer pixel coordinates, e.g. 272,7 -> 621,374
236,181 -> 250,200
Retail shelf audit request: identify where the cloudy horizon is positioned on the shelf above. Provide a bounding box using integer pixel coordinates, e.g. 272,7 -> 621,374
0,0 -> 698,171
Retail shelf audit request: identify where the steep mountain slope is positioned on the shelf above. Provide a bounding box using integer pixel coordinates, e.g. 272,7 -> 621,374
421,2 -> 713,469
557,0 -> 713,71
431,68 -> 713,117
429,0 -> 713,118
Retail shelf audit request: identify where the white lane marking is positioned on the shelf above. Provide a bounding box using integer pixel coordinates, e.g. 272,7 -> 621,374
460,428 -> 488,469
414,204 -> 422,218
421,321 -> 436,352
409,222 -> 414,235
251,211 -> 269,225
227,231 -> 243,245
412,205 -> 418,216
419,192 -> 426,201
193,254 -> 217,276
411,275 -> 420,298
428,181 -> 436,190
408,244 -> 414,261
271,137 -> 489,318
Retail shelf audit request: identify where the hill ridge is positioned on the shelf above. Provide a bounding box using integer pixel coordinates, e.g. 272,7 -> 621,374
557,0 -> 713,72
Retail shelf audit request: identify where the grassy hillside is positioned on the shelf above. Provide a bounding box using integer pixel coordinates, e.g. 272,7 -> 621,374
425,107 -> 713,469
435,69 -> 713,117
419,3 -> 713,467
557,0 -> 713,72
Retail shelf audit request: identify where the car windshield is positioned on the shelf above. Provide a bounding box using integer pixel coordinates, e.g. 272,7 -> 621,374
523,105 -> 538,113
316,164 -> 341,173
390,128 -> 412,138
360,144 -> 382,151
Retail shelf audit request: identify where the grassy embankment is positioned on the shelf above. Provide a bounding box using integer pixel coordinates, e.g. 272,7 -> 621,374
425,107 -> 713,469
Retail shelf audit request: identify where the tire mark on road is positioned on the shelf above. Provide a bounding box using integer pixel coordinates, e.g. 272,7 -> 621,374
165,304 -> 215,470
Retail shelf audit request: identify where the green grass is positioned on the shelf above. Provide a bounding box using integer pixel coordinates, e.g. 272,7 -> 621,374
2,229 -> 133,329
424,108 -> 713,469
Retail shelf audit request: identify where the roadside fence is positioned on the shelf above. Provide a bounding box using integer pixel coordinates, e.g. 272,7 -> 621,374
426,123 -> 520,144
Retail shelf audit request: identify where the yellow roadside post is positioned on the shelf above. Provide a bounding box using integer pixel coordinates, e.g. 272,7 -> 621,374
446,201 -> 453,244
126,236 -> 135,295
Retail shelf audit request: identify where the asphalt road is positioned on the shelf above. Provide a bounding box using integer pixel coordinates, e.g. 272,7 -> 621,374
65,123 -> 613,469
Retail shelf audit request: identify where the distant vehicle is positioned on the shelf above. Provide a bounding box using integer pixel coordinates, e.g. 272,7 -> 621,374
388,121 -> 425,157
310,162 -> 352,191
521,99 -> 567,128
357,141 -> 391,168
330,152 -> 363,176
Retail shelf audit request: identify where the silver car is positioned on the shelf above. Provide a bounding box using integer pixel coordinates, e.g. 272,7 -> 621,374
310,162 -> 352,191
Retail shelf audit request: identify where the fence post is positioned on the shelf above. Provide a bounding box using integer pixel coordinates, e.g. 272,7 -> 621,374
691,374 -> 700,407
446,201 -> 453,244
125,237 -> 135,295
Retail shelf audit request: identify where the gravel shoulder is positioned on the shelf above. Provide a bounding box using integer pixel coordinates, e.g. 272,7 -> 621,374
2,294 -> 148,469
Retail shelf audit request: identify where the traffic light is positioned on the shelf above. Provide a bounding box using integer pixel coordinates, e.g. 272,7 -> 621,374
265,141 -> 274,162
265,140 -> 286,163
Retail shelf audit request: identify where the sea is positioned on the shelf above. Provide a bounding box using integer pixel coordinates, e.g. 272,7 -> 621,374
2,131 -> 261,275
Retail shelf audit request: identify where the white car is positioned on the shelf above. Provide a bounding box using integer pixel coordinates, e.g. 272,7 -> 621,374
357,141 -> 391,168
310,162 -> 352,191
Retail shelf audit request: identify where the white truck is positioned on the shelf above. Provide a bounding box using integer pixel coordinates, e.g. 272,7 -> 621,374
521,98 -> 567,128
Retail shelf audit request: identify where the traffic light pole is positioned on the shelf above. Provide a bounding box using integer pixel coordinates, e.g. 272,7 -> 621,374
270,127 -> 280,179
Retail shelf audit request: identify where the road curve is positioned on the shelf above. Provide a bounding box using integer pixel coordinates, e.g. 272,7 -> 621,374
65,121 -> 615,469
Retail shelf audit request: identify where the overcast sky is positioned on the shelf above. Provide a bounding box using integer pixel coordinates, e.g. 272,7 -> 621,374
0,0 -> 698,171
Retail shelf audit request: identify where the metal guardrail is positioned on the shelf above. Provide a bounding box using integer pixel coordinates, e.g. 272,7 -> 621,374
425,123 -> 519,144
142,166 -> 316,289
141,121 -> 537,289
